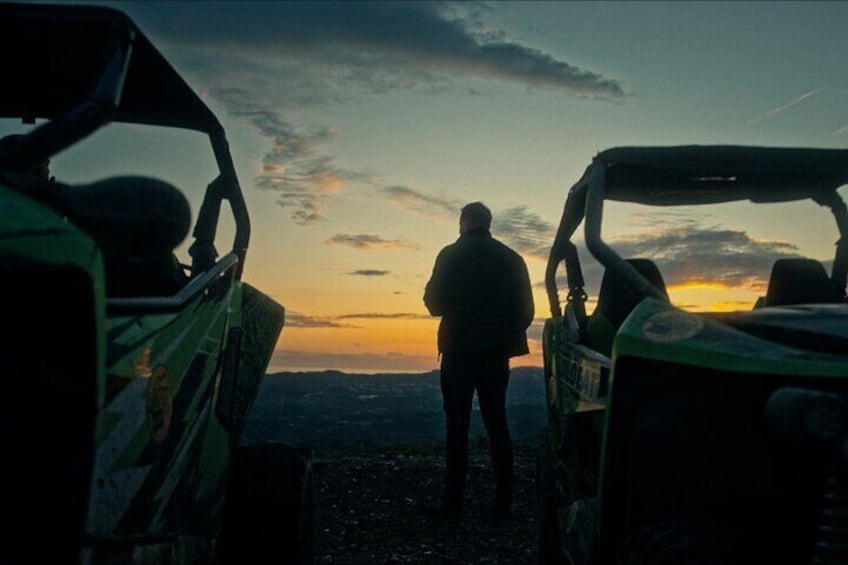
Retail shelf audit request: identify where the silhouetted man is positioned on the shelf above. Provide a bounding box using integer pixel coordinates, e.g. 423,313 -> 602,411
424,202 -> 534,519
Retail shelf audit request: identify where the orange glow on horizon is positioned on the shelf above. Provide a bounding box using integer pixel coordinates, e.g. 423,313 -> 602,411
668,281 -> 760,313
274,314 -> 543,373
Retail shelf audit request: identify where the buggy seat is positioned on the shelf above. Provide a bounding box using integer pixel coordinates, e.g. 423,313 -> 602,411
587,259 -> 669,356
764,258 -> 841,307
51,176 -> 191,297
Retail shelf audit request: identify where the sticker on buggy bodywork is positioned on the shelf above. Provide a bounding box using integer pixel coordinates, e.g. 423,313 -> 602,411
135,346 -> 153,378
641,311 -> 704,343
145,365 -> 173,443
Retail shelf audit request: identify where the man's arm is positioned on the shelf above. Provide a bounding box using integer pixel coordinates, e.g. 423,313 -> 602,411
424,249 -> 448,316
516,254 -> 535,329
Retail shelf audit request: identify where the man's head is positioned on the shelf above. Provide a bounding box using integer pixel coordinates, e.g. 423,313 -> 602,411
0,134 -> 50,179
459,201 -> 492,235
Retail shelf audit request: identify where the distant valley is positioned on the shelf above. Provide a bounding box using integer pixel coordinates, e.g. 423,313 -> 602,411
242,367 -> 547,449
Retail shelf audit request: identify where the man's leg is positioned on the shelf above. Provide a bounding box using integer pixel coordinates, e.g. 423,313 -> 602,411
440,353 -> 474,516
476,355 -> 513,516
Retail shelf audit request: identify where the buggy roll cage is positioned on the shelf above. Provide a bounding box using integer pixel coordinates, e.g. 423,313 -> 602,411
0,3 -> 250,278
545,146 -> 848,327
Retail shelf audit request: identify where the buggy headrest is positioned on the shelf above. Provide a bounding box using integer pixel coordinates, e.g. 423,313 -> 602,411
594,258 -> 669,329
51,176 -> 191,257
764,258 -> 840,307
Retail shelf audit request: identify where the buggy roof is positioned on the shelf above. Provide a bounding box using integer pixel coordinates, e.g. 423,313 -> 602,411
0,3 -> 221,135
577,145 -> 848,205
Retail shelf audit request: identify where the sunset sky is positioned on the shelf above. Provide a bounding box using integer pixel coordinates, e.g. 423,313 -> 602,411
4,1 -> 847,372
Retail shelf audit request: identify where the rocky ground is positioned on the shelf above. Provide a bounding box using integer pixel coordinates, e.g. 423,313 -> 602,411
243,371 -> 547,564
312,443 -> 539,564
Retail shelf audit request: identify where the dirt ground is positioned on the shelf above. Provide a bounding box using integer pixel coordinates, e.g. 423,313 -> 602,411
313,442 -> 538,564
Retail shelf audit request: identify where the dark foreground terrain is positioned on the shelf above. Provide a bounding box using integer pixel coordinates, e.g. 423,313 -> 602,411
242,368 -> 546,564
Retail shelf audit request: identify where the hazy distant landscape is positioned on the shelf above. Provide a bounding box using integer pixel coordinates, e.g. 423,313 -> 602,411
242,367 -> 547,449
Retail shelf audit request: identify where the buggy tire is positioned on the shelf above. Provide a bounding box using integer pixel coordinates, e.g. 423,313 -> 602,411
216,441 -> 315,565
536,429 -> 569,565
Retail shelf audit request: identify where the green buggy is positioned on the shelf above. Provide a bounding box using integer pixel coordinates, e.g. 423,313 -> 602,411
538,146 -> 848,564
0,4 -> 311,564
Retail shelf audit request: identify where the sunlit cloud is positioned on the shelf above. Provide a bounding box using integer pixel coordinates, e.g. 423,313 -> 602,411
747,88 -> 825,126
325,233 -> 417,250
545,212 -> 798,301
492,205 -> 555,260
833,123 -> 848,137
336,312 -> 431,320
543,223 -> 806,308
285,312 -> 359,329
694,300 -> 757,313
348,269 -> 391,277
666,281 -> 737,292
381,185 -> 459,219
211,88 -> 371,224
608,226 -> 801,292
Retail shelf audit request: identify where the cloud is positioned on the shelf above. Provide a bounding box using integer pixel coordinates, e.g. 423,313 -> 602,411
348,269 -> 391,277
137,2 -> 625,101
491,205 -> 555,260
748,88 -> 825,126
325,234 -> 417,250
377,191 -> 556,260
336,312 -> 432,320
285,312 -> 360,329
210,89 -> 372,224
705,300 -> 760,312
566,225 -> 802,296
543,221 -> 810,311
120,2 -> 624,224
833,124 -> 848,137
381,185 -> 459,219
625,210 -> 712,230
285,310 -> 432,328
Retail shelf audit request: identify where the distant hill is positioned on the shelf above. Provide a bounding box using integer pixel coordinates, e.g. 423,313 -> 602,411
242,367 -> 546,449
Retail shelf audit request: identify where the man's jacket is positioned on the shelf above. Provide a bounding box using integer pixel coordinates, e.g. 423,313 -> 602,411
424,228 -> 534,357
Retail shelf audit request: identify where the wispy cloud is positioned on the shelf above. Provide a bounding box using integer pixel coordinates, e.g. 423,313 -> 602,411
325,234 -> 417,250
122,2 -> 625,224
140,2 -> 626,101
285,312 -> 359,329
212,89 -> 371,224
833,123 -> 848,137
748,88 -> 825,126
348,269 -> 391,277
336,312 -> 432,320
378,190 -> 556,260
492,205 -> 555,260
381,185 -> 459,219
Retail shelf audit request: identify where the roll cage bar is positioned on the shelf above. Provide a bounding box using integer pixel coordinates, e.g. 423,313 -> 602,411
0,4 -> 250,278
546,147 -> 848,326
